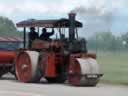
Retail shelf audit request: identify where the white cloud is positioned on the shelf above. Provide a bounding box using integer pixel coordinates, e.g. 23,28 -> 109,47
0,0 -> 127,22
0,3 -> 12,16
16,1 -> 48,13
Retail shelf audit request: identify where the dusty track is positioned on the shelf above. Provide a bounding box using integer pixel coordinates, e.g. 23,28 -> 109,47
0,74 -> 128,96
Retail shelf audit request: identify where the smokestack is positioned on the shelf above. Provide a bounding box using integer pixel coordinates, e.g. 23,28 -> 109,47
69,12 -> 76,41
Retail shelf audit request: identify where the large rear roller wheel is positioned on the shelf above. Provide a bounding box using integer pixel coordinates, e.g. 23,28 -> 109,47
16,51 -> 42,83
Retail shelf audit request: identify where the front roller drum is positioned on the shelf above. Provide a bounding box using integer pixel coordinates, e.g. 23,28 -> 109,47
15,51 -> 41,83
68,74 -> 100,86
68,58 -> 101,86
68,61 -> 81,86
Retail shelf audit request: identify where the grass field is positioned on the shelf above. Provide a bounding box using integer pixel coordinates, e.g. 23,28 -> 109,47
95,51 -> 128,85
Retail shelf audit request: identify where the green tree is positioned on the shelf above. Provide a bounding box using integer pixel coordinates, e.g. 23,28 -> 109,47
88,32 -> 122,51
0,16 -> 22,37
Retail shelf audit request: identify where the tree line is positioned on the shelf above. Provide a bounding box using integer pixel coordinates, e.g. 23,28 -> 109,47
87,32 -> 128,51
0,16 -> 22,37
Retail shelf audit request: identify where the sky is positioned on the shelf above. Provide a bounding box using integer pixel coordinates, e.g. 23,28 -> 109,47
0,0 -> 128,36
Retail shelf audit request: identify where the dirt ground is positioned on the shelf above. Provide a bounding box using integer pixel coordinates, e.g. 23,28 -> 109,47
0,74 -> 128,96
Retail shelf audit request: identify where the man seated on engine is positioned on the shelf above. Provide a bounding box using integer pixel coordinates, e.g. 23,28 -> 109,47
28,27 -> 38,48
39,28 -> 54,41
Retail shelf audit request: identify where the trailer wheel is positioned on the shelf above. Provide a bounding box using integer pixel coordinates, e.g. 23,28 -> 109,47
16,51 -> 41,83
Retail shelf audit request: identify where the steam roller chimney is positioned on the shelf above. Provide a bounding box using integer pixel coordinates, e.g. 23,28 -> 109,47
69,12 -> 76,41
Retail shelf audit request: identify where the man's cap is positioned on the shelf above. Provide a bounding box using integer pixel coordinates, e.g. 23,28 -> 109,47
30,27 -> 35,30
42,28 -> 46,32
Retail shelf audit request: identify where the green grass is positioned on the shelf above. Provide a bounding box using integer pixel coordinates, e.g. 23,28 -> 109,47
97,51 -> 128,85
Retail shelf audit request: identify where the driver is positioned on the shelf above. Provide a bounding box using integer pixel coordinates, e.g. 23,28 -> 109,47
39,28 -> 54,40
28,27 -> 38,48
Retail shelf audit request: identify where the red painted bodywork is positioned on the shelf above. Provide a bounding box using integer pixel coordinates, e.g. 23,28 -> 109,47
45,52 -> 56,77
40,51 -> 96,79
38,51 -> 65,78
0,51 -> 16,64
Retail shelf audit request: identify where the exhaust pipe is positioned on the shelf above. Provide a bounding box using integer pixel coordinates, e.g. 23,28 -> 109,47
69,12 -> 76,41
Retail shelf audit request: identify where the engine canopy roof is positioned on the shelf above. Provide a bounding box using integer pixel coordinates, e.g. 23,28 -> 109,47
16,18 -> 82,28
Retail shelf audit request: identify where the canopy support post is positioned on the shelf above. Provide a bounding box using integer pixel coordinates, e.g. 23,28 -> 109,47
23,27 -> 26,49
